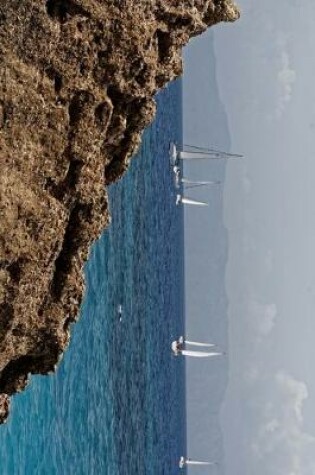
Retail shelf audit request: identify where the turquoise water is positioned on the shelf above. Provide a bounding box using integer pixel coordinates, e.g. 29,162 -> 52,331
0,80 -> 186,474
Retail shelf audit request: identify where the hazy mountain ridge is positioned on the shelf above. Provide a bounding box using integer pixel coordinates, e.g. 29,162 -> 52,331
183,30 -> 232,469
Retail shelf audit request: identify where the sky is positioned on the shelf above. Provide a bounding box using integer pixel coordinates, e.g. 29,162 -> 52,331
183,1 -> 315,473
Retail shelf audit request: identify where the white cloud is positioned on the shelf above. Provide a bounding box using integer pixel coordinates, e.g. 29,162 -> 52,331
248,299 -> 277,336
275,40 -> 296,119
276,372 -> 308,424
252,372 -> 315,474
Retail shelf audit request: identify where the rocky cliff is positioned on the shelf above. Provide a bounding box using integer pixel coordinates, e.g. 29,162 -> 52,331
0,0 -> 239,423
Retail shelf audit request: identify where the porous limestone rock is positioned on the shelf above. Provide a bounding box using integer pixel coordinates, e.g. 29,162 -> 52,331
0,0 -> 239,423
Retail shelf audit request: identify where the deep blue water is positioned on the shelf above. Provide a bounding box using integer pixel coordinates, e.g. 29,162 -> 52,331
0,80 -> 186,474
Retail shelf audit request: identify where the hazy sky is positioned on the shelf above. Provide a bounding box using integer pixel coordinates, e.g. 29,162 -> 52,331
184,1 -> 315,473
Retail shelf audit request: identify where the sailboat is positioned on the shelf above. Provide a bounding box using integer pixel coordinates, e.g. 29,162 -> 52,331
173,167 -> 220,189
169,142 -> 242,165
179,457 -> 216,468
176,194 -> 208,207
171,339 -> 222,358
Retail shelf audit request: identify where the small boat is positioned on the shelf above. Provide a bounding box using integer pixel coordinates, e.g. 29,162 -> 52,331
171,340 -> 222,358
171,336 -> 184,356
173,165 -> 181,188
176,195 -> 208,207
117,304 -> 123,322
169,142 -> 178,165
179,457 -> 215,468
171,340 -> 180,355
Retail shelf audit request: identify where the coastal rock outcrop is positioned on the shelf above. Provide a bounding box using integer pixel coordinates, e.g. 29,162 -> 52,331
0,0 -> 239,423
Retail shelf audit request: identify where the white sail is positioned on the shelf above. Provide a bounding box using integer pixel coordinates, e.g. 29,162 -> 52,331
180,350 -> 222,358
183,143 -> 220,151
179,457 -> 215,468
171,142 -> 243,163
178,150 -> 242,160
178,151 -> 222,160
184,340 -> 216,348
177,195 -> 208,206
181,197 -> 208,206
183,144 -> 243,158
181,178 -> 221,186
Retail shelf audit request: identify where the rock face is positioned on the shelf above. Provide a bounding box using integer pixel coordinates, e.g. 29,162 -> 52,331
0,0 -> 239,423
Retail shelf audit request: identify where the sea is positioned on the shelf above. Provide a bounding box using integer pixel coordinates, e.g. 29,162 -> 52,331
0,80 -> 186,475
